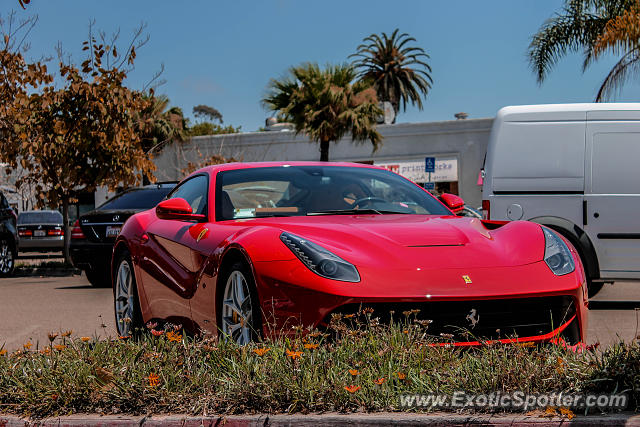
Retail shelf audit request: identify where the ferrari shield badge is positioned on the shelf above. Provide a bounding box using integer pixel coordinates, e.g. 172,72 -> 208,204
462,275 -> 472,285
197,228 -> 209,243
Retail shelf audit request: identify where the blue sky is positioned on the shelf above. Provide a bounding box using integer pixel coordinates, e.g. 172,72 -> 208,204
9,1 -> 640,131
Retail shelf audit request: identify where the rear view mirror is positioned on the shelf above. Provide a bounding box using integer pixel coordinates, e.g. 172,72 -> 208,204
156,198 -> 206,221
439,193 -> 465,213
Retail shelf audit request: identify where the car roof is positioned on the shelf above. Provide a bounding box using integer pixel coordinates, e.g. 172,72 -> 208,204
189,161 -> 383,178
497,103 -> 640,122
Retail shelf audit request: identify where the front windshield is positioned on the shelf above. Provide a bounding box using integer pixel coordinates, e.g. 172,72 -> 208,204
216,166 -> 450,220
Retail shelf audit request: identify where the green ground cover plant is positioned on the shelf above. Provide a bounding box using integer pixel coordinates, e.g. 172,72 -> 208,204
0,312 -> 637,417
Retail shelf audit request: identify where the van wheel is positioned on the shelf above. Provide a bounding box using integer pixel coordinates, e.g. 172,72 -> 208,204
587,280 -> 603,298
546,226 -> 602,298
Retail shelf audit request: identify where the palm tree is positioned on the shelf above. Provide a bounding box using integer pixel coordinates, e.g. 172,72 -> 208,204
139,93 -> 187,154
591,4 -> 640,100
263,63 -> 382,161
350,29 -> 433,116
528,0 -> 637,101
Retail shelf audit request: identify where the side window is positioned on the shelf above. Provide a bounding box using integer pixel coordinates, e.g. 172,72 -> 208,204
168,175 -> 209,216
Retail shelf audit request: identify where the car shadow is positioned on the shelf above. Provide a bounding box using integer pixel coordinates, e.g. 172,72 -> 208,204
55,285 -> 100,290
589,300 -> 640,310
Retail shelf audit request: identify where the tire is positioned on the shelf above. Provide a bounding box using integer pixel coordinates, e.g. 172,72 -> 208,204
587,280 -> 604,298
218,260 -> 262,345
85,264 -> 111,288
547,226 -> 603,298
113,250 -> 143,337
0,237 -> 16,277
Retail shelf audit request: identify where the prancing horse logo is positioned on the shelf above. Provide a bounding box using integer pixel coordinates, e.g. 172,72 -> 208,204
196,228 -> 208,243
466,308 -> 480,329
462,275 -> 472,284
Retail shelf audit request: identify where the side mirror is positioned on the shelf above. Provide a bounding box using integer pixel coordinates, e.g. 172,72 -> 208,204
156,198 -> 206,221
439,193 -> 465,213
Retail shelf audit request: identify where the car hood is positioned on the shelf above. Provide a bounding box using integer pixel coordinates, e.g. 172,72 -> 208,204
233,214 -> 545,269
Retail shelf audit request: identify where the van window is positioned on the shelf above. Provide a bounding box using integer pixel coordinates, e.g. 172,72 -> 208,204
592,133 -> 640,195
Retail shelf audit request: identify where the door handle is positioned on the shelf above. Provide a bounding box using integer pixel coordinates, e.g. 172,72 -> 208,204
593,212 -> 600,218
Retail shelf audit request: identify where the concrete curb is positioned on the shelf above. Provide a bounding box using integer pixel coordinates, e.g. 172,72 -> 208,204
1,412 -> 639,426
13,267 -> 80,277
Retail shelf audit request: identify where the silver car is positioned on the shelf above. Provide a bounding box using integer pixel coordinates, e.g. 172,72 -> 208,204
17,210 -> 64,252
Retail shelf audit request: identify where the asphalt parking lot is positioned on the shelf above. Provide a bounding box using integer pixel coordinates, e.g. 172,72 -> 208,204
0,274 -> 638,351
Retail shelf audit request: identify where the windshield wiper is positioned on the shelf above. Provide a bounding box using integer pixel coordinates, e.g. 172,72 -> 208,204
307,208 -> 409,216
307,208 -> 382,215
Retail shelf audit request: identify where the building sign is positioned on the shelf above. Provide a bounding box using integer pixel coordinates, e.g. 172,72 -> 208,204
375,157 -> 458,183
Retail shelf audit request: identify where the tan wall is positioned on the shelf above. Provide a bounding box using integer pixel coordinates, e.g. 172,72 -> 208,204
152,118 -> 493,208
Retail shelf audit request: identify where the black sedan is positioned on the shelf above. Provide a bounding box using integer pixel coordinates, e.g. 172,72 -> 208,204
70,182 -> 176,287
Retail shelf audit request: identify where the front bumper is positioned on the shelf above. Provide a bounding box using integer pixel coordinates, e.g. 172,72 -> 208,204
253,259 -> 588,344
69,239 -> 114,271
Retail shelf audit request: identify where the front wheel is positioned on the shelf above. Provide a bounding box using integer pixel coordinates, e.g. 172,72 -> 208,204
0,238 -> 15,277
218,261 -> 261,345
113,251 -> 143,337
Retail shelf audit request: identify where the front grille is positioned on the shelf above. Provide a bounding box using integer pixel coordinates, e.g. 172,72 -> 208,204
329,296 -> 576,341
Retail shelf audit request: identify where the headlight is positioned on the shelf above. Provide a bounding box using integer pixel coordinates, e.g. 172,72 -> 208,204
542,227 -> 575,276
280,232 -> 360,282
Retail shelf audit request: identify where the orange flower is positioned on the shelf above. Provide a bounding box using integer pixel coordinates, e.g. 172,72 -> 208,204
344,314 -> 355,319
51,394 -> 58,400
23,342 -> 32,350
516,341 -> 535,348
286,349 -> 303,360
0,349 -> 6,356
559,407 -> 575,420
344,385 -> 361,393
61,330 -> 73,337
373,378 -> 386,385
253,347 -> 270,356
54,344 -> 66,351
47,332 -> 58,342
403,329 -> 409,334
349,369 -> 360,376
40,347 -> 51,355
396,372 -> 407,380
148,373 -> 160,387
150,329 -> 164,336
303,342 -> 319,350
80,337 -> 91,342
119,335 -> 131,340
166,331 -> 182,342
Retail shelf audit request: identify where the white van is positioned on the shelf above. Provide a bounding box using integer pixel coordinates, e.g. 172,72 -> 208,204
482,103 -> 640,296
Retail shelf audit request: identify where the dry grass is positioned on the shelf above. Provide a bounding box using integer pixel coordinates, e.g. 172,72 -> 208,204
0,313 -> 637,417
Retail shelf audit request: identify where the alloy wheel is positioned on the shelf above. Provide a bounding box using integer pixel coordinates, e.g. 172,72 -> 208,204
0,240 -> 14,275
114,260 -> 134,337
221,270 -> 254,345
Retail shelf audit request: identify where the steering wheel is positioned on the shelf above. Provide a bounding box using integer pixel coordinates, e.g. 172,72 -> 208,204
352,196 -> 387,209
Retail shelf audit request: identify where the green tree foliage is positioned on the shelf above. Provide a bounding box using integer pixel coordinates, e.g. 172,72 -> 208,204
188,122 -> 240,137
350,29 -> 432,115
193,104 -> 223,124
528,0 -> 637,101
263,63 -> 382,161
138,93 -> 187,154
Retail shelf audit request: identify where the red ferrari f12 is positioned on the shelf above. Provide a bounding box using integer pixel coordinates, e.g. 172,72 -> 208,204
112,162 -> 588,345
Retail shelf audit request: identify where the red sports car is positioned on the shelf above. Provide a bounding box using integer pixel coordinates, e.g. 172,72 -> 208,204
112,162 -> 588,345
